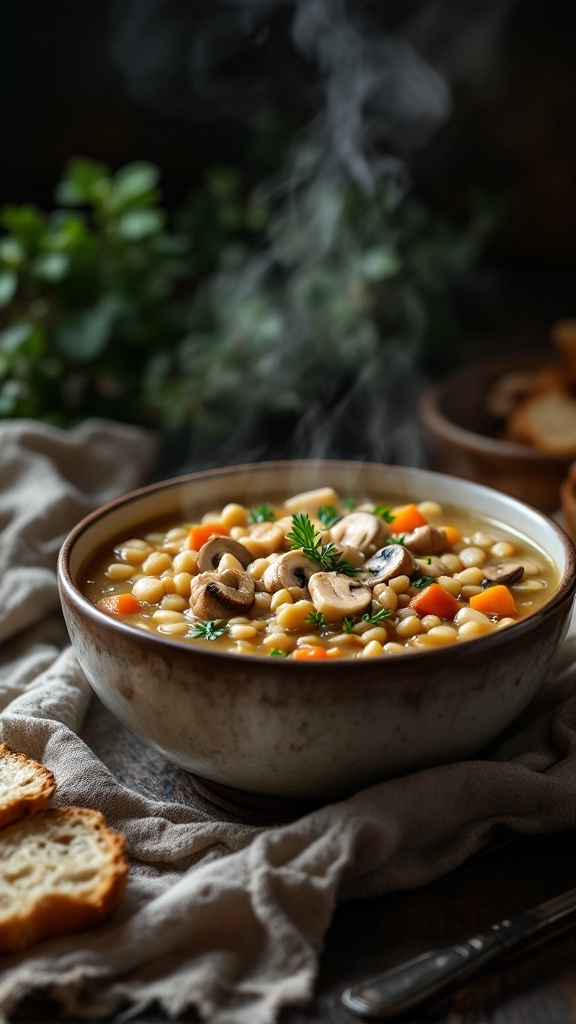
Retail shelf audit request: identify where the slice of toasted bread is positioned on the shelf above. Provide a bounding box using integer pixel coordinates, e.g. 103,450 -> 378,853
0,743 -> 56,829
0,806 -> 128,953
506,388 -> 576,455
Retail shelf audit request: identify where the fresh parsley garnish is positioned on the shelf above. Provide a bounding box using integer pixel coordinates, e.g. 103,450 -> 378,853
305,610 -> 326,630
342,498 -> 357,510
286,513 -> 359,577
191,619 -> 228,641
373,504 -> 396,524
342,616 -> 354,634
385,535 -> 406,546
269,648 -> 288,658
317,504 -> 342,528
411,575 -> 435,589
248,504 -> 276,524
362,608 -> 393,625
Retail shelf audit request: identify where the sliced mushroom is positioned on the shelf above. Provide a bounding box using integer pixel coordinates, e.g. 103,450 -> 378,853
362,544 -> 417,587
261,551 -> 319,593
482,563 -> 524,588
197,537 -> 253,573
189,568 -> 255,619
308,572 -> 372,622
330,512 -> 390,557
402,525 -> 448,555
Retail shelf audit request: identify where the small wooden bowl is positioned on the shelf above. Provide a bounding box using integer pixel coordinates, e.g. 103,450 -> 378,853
419,356 -> 574,514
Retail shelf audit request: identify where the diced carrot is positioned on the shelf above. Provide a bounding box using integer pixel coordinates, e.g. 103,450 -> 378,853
97,593 -> 143,616
410,583 -> 460,620
470,585 -> 518,619
390,503 -> 428,533
441,524 -> 461,548
186,523 -> 229,550
293,646 -> 330,660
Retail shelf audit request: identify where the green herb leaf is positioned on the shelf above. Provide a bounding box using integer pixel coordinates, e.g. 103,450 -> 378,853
386,535 -> 406,546
362,608 -> 393,625
342,616 -> 354,634
287,513 -> 359,576
269,648 -> 288,658
248,503 -> 276,524
342,498 -> 358,510
373,504 -> 396,524
191,619 -> 228,641
0,271 -> 17,307
305,610 -> 326,630
286,512 -> 321,552
317,504 -> 342,528
318,543 -> 359,577
411,575 -> 436,589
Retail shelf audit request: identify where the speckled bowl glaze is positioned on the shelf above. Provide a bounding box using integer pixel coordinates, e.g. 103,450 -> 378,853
58,461 -> 576,803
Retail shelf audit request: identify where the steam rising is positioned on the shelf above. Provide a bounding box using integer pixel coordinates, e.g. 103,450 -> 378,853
110,0 -> 516,469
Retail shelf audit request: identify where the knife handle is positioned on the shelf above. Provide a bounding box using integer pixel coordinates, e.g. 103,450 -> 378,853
341,912 -> 552,1019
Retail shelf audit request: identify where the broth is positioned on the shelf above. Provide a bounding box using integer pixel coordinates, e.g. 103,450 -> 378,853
82,486 -> 558,660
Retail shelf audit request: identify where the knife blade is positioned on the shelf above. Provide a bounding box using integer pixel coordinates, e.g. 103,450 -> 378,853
341,887 -> 576,1020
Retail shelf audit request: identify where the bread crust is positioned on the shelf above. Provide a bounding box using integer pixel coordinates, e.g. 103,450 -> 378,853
0,806 -> 128,954
506,388 -> 576,455
0,743 -> 56,829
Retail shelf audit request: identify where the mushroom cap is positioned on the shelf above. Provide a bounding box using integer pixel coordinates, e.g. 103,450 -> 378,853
189,568 -> 255,619
362,544 -> 417,586
402,525 -> 447,555
330,512 -> 390,557
261,551 -> 320,593
197,537 -> 253,573
308,572 -> 372,622
482,563 -> 524,587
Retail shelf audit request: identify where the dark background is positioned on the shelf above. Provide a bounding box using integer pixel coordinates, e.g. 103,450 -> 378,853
0,0 -> 574,355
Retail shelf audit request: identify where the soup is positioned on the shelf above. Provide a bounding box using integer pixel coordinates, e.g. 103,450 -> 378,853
82,485 -> 558,660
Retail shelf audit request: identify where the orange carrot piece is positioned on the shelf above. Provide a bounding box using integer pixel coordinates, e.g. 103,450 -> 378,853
186,523 -> 229,551
390,503 -> 428,533
410,583 -> 460,620
293,647 -> 330,660
470,585 -> 518,619
441,525 -> 461,547
97,593 -> 143,616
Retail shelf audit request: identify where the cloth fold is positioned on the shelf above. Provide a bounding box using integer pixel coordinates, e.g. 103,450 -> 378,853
0,418 -> 574,1024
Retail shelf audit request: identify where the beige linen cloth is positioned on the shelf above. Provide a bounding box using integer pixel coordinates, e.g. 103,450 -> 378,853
0,418 -> 575,1024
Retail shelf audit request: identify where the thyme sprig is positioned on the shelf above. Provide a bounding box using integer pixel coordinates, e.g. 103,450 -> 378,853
286,513 -> 359,577
317,504 -> 342,528
411,575 -> 436,589
191,619 -> 228,641
373,504 -> 396,524
248,503 -> 276,524
305,610 -> 327,630
362,607 -> 393,625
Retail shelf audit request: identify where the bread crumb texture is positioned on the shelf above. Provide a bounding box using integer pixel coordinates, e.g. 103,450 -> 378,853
0,743 -> 56,829
0,806 -> 128,953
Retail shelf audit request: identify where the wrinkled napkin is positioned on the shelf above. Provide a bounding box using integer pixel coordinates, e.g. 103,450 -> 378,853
0,418 -> 575,1024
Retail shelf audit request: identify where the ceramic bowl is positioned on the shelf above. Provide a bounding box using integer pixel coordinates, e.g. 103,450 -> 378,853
58,461 -> 576,809
419,355 -> 573,513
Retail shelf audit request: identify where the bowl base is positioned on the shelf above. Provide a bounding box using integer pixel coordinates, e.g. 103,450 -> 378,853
188,773 -> 327,824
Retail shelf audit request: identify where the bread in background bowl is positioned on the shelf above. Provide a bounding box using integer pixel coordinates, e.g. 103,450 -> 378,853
57,461 -> 576,809
419,354 -> 576,513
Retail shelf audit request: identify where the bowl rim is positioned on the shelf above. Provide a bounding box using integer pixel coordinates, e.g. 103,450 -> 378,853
419,354 -> 574,465
57,458 -> 576,670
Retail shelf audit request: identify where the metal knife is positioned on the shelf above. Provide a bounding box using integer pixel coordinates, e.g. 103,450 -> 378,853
341,887 -> 576,1020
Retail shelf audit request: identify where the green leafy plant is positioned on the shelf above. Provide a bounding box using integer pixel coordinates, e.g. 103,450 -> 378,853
0,145 -> 491,445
